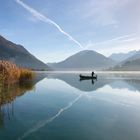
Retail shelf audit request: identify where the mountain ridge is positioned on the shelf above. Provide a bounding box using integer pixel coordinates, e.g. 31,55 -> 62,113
47,50 -> 116,70
0,35 -> 49,70
109,51 -> 140,71
109,50 -> 138,62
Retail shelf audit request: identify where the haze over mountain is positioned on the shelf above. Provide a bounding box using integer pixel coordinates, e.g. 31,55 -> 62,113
110,51 -> 140,71
126,50 -> 140,61
47,50 -> 116,70
0,35 -> 49,70
109,50 -> 138,62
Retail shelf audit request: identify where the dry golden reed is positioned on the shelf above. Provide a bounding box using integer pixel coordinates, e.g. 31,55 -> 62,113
0,60 -> 34,84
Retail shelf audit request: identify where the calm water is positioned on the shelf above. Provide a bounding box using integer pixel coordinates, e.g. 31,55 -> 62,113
0,72 -> 140,140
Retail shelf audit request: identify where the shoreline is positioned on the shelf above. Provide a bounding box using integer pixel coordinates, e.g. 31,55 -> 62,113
35,70 -> 140,74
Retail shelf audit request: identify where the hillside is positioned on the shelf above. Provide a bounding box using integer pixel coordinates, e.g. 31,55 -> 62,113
110,51 -> 140,71
109,50 -> 137,62
48,50 -> 116,70
0,35 -> 49,70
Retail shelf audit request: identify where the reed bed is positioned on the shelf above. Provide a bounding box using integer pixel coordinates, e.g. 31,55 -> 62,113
0,60 -> 34,84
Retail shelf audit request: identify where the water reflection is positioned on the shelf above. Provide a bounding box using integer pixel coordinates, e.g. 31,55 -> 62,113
0,72 -> 140,140
0,72 -> 47,127
79,77 -> 97,85
47,73 -> 140,92
47,73 -> 111,92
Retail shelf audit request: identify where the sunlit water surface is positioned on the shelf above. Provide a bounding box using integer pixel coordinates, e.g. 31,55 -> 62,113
0,72 -> 140,140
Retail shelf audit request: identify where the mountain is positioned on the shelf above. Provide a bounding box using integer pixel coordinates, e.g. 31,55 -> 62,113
112,59 -> 140,71
0,35 -> 49,70
125,50 -> 140,61
109,50 -> 137,62
47,50 -> 116,70
110,51 -> 140,71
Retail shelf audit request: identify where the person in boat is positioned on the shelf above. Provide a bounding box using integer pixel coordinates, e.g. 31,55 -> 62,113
91,71 -> 95,77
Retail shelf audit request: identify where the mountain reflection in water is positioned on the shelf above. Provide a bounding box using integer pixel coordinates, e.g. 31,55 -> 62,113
0,72 -> 140,140
47,73 -> 140,92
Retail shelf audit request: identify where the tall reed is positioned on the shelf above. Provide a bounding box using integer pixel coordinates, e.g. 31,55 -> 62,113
0,60 -> 34,84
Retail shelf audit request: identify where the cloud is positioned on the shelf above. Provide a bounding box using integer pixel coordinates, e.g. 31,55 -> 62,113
118,38 -> 140,43
85,34 -> 136,48
85,33 -> 140,56
81,0 -> 123,26
15,0 -> 83,49
98,41 -> 140,56
80,0 -> 140,30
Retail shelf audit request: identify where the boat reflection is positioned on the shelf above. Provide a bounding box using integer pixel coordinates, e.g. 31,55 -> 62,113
47,73 -> 140,92
79,77 -> 97,85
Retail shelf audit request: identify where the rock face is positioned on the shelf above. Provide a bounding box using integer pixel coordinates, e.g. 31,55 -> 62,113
0,35 -> 49,70
48,50 -> 116,70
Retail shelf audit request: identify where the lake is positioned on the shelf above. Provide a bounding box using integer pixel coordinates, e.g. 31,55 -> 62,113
0,72 -> 140,140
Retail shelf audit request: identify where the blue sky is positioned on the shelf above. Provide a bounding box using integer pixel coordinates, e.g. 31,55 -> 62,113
0,0 -> 140,62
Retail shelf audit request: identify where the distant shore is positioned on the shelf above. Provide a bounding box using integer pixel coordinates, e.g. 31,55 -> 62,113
35,70 -> 140,74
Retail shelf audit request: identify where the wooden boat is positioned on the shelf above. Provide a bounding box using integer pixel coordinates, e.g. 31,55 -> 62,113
79,74 -> 97,79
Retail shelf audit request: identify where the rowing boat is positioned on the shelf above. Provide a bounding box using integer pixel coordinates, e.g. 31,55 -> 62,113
79,74 -> 97,79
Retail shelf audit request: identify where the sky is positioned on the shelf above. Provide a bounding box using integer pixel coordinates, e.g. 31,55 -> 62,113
0,0 -> 140,63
